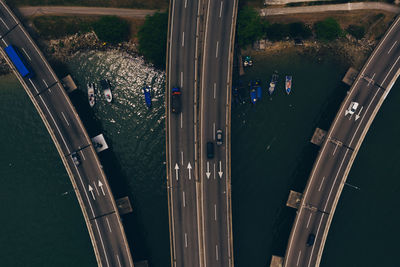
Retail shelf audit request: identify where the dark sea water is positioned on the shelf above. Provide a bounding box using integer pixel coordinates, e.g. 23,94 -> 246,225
0,49 -> 398,267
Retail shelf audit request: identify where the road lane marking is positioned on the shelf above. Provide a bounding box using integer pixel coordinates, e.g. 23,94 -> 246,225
214,204 -> 217,221
307,213 -> 325,267
21,47 -> 31,61
61,111 -> 70,126
216,245 -> 219,261
98,181 -> 106,196
214,83 -> 216,99
187,162 -> 192,180
296,250 -> 302,266
318,176 -> 325,191
185,0 -> 187,8
213,122 -> 215,140
367,73 -> 376,86
182,31 -> 185,47
183,191 -> 186,207
116,254 -> 122,267
306,213 -> 312,228
355,106 -> 363,121
0,17 -> 9,30
38,95 -> 70,153
42,79 -> 48,88
185,233 -> 188,247
106,217 -> 112,232
88,185 -> 95,200
174,163 -> 179,181
1,39 -> 8,46
382,54 -> 400,86
180,71 -> 183,87
94,182 -> 100,195
94,220 -> 110,267
213,163 -> 216,179
206,161 -> 211,179
219,1 -> 224,18
215,41 -> 219,58
181,151 -> 184,165
388,40 -> 397,54
81,150 -> 86,160
218,161 -> 223,178
29,78 -> 39,94
180,113 -> 183,128
332,143 -> 338,155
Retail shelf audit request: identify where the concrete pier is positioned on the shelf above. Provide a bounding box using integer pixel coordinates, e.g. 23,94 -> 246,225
342,67 -> 359,86
286,190 -> 302,209
270,255 -> 283,267
116,196 -> 133,215
311,128 -> 327,146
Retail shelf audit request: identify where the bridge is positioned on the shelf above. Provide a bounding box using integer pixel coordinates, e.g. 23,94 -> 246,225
283,15 -> 400,267
0,1 -> 133,266
166,0 -> 237,266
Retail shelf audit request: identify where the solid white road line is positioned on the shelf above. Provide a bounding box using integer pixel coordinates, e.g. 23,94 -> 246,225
94,182 -> 100,195
332,143 -> 338,156
306,213 -> 312,228
219,1 -> 223,18
81,150 -> 86,160
318,176 -> 325,192
106,217 -> 112,233
116,254 -> 122,267
28,78 -> 39,94
42,79 -> 48,88
21,47 -> 31,61
388,40 -> 397,54
94,220 -> 110,267
1,38 -> 8,46
0,17 -> 9,30
61,111 -> 70,126
382,55 -> 400,86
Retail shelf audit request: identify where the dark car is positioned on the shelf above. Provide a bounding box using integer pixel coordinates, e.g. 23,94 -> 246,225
306,233 -> 315,247
207,142 -> 214,159
71,152 -> 80,166
171,87 -> 182,113
216,129 -> 223,146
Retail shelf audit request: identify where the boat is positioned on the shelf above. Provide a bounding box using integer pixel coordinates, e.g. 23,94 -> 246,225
100,79 -> 112,103
243,56 -> 253,67
249,80 -> 257,104
255,80 -> 262,100
268,71 -> 279,95
87,83 -> 95,107
285,76 -> 292,95
143,85 -> 152,108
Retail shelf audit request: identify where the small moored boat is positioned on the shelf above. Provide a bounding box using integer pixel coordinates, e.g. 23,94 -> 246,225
87,82 -> 95,107
100,79 -> 112,103
143,85 -> 152,108
268,71 -> 279,95
285,76 -> 292,95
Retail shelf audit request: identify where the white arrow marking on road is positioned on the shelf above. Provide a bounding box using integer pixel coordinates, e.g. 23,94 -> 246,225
206,162 -> 211,179
218,161 -> 223,178
187,162 -> 192,180
88,185 -> 95,200
175,163 -> 179,181
98,181 -> 105,196
355,106 -> 363,121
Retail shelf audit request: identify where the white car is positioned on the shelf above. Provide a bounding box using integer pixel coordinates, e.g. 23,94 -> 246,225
346,101 -> 359,115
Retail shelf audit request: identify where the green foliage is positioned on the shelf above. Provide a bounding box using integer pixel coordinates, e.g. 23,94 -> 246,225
137,12 -> 168,69
237,6 -> 264,47
32,16 -> 93,39
314,17 -> 342,41
265,23 -> 289,41
346,25 -> 365,40
288,22 -> 312,39
93,16 -> 130,44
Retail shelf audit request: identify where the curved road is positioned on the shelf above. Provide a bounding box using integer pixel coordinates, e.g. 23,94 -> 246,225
166,0 -> 202,266
284,15 -> 400,267
0,2 -> 133,266
199,0 -> 237,266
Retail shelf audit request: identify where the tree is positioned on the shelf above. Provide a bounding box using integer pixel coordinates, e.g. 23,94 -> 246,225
346,25 -> 365,40
314,18 -> 342,41
93,16 -> 130,44
265,23 -> 289,41
289,22 -> 312,39
137,12 -> 168,69
236,6 -> 264,48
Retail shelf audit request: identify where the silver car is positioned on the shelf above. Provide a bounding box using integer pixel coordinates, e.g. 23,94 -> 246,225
216,129 -> 223,146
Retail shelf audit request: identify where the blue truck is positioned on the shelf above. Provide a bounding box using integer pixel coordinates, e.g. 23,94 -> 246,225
4,45 -> 33,78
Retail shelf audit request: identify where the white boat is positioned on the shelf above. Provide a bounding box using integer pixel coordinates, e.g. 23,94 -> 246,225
100,79 -> 112,103
87,83 -> 95,107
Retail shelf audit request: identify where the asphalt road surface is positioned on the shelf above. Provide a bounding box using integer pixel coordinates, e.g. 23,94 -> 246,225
0,2 -> 133,266
199,0 -> 236,266
284,16 -> 400,267
167,0 -> 202,266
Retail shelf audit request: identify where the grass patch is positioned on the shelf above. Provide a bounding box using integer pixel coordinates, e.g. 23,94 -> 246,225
7,0 -> 169,9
